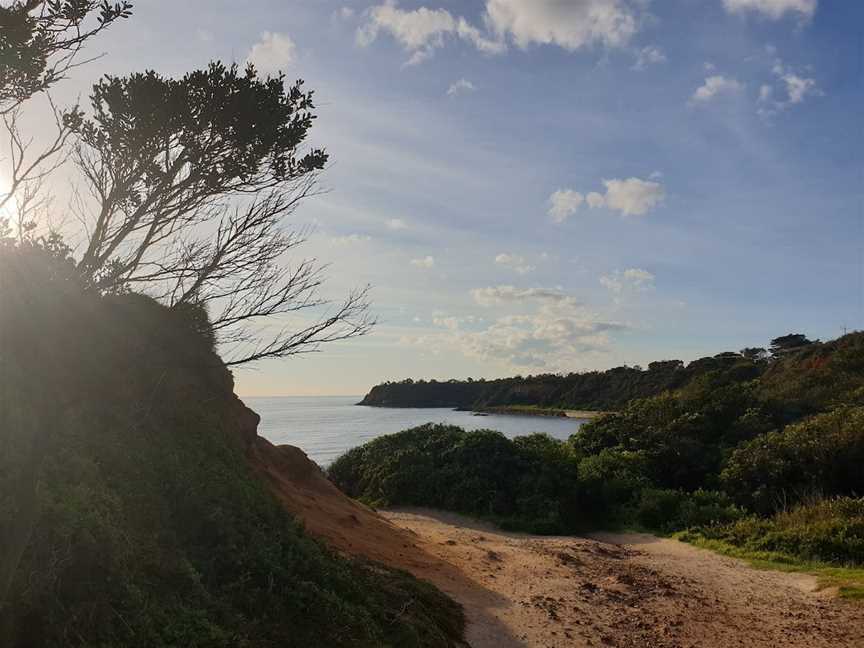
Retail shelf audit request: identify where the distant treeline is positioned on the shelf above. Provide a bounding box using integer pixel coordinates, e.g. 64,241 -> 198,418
359,334 -> 815,411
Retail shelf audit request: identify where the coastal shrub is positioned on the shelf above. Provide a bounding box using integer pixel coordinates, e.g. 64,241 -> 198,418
721,407 -> 864,514
683,497 -> 864,566
632,489 -> 744,534
329,426 -> 585,534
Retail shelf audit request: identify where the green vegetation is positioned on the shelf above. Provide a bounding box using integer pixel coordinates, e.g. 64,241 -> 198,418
0,246 -> 464,647
335,332 -> 864,584
679,497 -> 864,599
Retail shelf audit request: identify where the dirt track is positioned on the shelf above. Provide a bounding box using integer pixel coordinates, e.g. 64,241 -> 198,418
382,508 -> 864,648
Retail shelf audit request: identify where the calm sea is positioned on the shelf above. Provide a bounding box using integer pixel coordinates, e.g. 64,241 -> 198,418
243,395 -> 588,467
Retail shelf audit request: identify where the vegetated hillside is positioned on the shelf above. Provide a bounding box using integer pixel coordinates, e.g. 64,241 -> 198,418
333,332 -> 864,578
358,354 -> 766,411
0,245 -> 464,648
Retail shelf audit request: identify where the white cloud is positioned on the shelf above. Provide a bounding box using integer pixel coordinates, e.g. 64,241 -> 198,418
357,1 -> 504,65
690,75 -> 744,103
623,267 -> 655,285
245,32 -> 296,75
586,191 -> 606,208
600,267 -> 655,294
722,0 -> 817,21
632,45 -> 666,70
338,7 -> 355,19
331,233 -> 372,245
357,0 -> 644,65
447,78 -> 477,96
460,289 -> 628,369
552,176 -> 664,220
410,255 -> 436,268
472,285 -> 578,307
602,177 -> 665,216
485,0 -> 640,51
548,189 -> 584,223
781,72 -> 818,104
386,218 -> 409,230
495,253 -> 535,275
758,57 -> 820,118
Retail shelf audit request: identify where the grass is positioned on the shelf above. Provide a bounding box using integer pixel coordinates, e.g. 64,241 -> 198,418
679,533 -> 864,600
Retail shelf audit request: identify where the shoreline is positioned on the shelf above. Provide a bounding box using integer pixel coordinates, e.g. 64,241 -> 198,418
472,405 -> 607,419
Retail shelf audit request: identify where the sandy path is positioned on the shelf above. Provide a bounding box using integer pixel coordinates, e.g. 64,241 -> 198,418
382,508 -> 864,648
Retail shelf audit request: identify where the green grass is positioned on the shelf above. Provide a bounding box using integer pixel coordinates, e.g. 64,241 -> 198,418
679,533 -> 864,600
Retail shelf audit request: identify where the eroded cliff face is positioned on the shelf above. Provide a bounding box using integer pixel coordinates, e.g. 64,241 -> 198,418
239,405 -> 435,570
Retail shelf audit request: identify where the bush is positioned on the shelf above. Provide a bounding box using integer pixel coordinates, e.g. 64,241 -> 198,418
632,489 -> 744,534
329,426 -> 585,534
721,407 -> 864,514
687,497 -> 864,566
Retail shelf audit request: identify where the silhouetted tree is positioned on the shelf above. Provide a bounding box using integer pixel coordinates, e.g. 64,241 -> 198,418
769,333 -> 813,358
71,63 -> 372,365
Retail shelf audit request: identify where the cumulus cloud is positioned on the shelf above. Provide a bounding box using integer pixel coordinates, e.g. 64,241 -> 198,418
690,75 -> 744,103
357,0 -> 645,65
357,1 -> 504,65
484,0 -> 640,51
447,78 -> 476,96
245,32 -> 296,75
722,0 -> 817,21
410,255 -> 436,268
602,178 -> 665,216
495,253 -> 536,275
552,177 -> 664,220
632,45 -> 666,70
600,267 -> 655,293
548,189 -> 584,223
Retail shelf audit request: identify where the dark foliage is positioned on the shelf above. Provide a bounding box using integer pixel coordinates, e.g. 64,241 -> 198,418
358,351 -> 767,412
329,425 -> 585,534
0,247 -> 463,647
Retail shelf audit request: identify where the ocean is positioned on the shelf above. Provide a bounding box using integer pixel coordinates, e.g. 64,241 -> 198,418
243,395 -> 589,467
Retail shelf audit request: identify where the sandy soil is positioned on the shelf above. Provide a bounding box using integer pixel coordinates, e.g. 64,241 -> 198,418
246,442 -> 864,647
382,508 -> 864,648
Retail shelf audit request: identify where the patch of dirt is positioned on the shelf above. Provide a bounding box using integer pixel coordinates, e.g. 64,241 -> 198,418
382,509 -> 864,648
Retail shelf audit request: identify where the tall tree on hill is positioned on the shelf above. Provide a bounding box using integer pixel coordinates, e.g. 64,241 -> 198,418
70,63 -> 373,365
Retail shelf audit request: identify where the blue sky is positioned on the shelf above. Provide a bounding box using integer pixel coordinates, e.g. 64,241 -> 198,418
43,0 -> 864,395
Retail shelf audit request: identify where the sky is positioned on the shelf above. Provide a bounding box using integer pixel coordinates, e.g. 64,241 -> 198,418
23,0 -> 864,395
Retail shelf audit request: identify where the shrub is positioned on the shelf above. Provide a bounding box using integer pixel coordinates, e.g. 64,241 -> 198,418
632,489 -> 744,534
688,497 -> 864,566
329,426 -> 585,534
721,407 -> 864,514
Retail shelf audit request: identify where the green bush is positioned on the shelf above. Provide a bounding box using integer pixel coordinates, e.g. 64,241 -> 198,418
686,497 -> 864,566
721,407 -> 864,513
329,426 -> 585,534
632,489 -> 744,534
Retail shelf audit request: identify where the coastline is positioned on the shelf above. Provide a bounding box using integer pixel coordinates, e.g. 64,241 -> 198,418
472,405 -> 607,419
